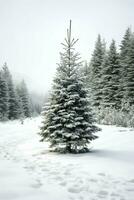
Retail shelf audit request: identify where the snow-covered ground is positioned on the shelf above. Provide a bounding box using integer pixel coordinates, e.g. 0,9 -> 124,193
0,117 -> 134,200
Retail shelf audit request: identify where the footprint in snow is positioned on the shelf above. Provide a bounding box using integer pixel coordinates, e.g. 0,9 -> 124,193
59,181 -> 67,186
49,171 -> 57,175
110,192 -> 120,197
68,186 -> 83,193
41,167 -> 50,172
64,170 -> 71,176
69,196 -> 75,200
113,180 -> 120,184
126,188 -> 134,192
89,178 -> 98,183
97,190 -> 108,198
52,175 -> 63,181
128,179 -> 134,183
98,172 -> 106,177
79,196 -> 84,200
30,179 -> 43,189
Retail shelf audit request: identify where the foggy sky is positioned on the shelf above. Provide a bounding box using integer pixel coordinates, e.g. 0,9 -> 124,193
0,0 -> 134,94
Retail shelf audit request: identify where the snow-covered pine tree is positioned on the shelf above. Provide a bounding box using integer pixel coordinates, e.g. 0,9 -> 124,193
2,63 -> 19,119
39,21 -> 100,153
120,27 -> 132,62
82,61 -> 92,93
0,70 -> 9,120
101,40 -> 120,108
15,87 -> 25,119
109,41 -> 120,108
100,52 -> 110,107
17,80 -> 31,118
119,27 -> 132,102
80,61 -> 94,109
123,34 -> 134,105
90,35 -> 106,107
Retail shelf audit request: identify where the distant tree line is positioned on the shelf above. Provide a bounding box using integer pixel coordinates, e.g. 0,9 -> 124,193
0,63 -> 43,121
83,27 -> 134,126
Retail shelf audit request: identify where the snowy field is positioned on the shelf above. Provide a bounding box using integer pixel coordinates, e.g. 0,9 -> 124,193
0,117 -> 134,200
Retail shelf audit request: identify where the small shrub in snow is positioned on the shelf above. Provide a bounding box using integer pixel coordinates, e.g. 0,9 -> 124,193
95,102 -> 134,127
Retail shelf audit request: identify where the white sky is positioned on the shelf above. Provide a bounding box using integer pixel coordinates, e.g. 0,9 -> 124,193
0,0 -> 134,94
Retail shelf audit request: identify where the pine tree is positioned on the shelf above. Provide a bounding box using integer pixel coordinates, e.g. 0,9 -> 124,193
82,61 -> 92,90
119,27 -> 132,101
2,63 -> 19,119
101,40 -> 120,108
100,52 -> 110,107
17,80 -> 31,118
81,61 -> 94,107
90,35 -> 106,107
0,71 -> 9,120
39,21 -> 100,153
120,27 -> 132,60
123,34 -> 134,105
15,87 -> 25,119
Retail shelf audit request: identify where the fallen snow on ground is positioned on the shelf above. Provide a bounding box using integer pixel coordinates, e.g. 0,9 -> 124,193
0,117 -> 134,200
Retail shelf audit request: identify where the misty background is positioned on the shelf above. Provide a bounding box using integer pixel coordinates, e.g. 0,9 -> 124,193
0,0 -> 134,94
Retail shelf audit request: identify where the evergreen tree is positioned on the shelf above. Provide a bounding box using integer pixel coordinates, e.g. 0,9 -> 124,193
81,61 -> 94,106
15,87 -> 25,119
90,35 -> 106,107
0,71 -> 9,120
119,27 -> 132,100
120,27 -> 132,60
82,61 -> 92,90
39,21 -> 100,153
123,34 -> 134,105
17,80 -> 31,118
100,52 -> 110,107
2,63 -> 19,119
101,40 -> 120,108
